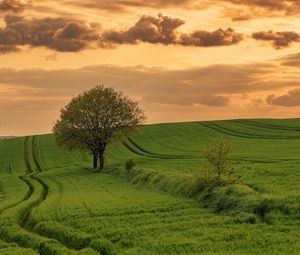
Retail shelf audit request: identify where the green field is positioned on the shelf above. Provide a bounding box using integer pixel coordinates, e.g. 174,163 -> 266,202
0,119 -> 300,254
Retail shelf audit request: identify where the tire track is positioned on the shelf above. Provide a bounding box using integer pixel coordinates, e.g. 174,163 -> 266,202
199,122 -> 300,139
23,137 -> 33,173
123,137 -> 198,160
19,139 -> 94,253
1,136 -> 105,254
234,119 -> 300,132
0,136 -> 36,215
32,136 -> 42,172
0,177 -> 32,215
43,176 -> 65,221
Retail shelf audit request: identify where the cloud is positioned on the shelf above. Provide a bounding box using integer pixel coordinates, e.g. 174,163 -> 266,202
219,0 -> 300,20
101,14 -> 243,47
1,60 -> 300,135
179,28 -> 243,47
57,0 -> 300,16
279,52 -> 300,66
266,89 -> 300,106
222,0 -> 300,14
63,0 -> 200,11
0,13 -> 244,53
0,44 -> 20,53
0,15 -> 99,53
0,60 -> 297,106
101,14 -> 185,45
0,0 -> 31,12
143,94 -> 230,107
252,31 -> 300,49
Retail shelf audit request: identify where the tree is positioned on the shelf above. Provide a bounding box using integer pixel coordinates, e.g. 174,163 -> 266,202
52,85 -> 145,171
202,138 -> 233,179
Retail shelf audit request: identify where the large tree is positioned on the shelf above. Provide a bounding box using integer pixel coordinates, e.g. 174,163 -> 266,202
52,85 -> 145,170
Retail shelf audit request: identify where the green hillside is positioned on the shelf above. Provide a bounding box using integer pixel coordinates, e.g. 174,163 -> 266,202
0,119 -> 300,254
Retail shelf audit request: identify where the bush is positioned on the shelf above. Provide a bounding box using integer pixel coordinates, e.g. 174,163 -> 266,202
125,159 -> 136,172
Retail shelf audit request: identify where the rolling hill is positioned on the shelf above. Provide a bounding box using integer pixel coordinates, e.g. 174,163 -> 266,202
0,119 -> 300,255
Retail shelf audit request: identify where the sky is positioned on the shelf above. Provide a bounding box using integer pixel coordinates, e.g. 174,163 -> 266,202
1,0 -> 300,136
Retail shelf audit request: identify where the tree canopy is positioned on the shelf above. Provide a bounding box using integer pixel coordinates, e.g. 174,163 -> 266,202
53,85 -> 145,170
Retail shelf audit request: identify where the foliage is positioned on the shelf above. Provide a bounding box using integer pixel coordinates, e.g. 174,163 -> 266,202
52,85 -> 145,170
202,138 -> 234,179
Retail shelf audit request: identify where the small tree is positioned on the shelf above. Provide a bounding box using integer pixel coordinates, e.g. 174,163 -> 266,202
52,85 -> 145,171
202,138 -> 233,179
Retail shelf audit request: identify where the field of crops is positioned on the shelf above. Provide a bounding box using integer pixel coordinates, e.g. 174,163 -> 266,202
0,119 -> 300,254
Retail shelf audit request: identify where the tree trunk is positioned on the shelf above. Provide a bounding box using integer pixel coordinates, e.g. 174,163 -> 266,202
93,153 -> 98,169
99,153 -> 104,171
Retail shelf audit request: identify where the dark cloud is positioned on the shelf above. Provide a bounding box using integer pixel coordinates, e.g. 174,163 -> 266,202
0,0 -> 31,12
179,28 -> 243,47
252,31 -> 300,49
266,89 -> 300,106
0,13 -> 244,53
0,15 -> 99,53
101,14 -> 185,45
101,14 -> 243,47
0,44 -> 20,53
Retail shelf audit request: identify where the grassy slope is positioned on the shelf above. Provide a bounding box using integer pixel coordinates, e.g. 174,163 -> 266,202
0,119 -> 300,254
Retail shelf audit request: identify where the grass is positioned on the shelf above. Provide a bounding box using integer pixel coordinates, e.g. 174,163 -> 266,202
0,119 -> 300,254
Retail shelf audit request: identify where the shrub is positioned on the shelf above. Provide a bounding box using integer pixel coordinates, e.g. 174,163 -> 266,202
125,159 -> 136,172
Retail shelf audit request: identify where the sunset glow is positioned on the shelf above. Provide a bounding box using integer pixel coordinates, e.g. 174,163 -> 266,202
1,0 -> 300,135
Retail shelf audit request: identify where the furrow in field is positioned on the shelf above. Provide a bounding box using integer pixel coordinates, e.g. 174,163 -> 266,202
0,177 -> 32,215
23,137 -> 33,173
234,119 -> 300,131
26,174 -> 115,254
40,176 -> 65,221
123,137 -> 198,160
199,122 -> 300,139
15,176 -> 99,254
4,139 -> 97,254
0,176 -> 38,252
32,136 -> 42,172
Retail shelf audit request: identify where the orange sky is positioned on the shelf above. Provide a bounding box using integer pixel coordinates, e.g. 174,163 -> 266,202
0,0 -> 300,136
